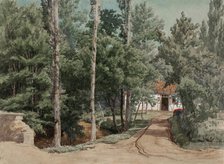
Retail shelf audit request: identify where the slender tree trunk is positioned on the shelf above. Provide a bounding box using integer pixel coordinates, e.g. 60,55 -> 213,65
141,101 -> 144,120
10,64 -> 16,97
134,101 -> 141,121
124,0 -> 132,131
50,0 -> 61,147
120,88 -> 124,130
145,102 -> 148,114
110,98 -> 118,131
90,0 -> 100,142
125,90 -> 131,130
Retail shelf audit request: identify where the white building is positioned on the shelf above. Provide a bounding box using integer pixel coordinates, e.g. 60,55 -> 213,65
136,94 -> 183,112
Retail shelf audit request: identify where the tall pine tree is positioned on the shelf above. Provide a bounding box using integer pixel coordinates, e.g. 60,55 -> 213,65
207,0 -> 224,53
0,0 -> 51,133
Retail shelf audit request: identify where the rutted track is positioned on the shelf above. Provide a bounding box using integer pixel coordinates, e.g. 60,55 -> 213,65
133,112 -> 224,163
134,119 -> 152,157
134,113 -> 184,160
134,113 -> 171,158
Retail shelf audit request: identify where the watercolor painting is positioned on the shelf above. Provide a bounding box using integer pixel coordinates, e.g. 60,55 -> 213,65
0,0 -> 223,163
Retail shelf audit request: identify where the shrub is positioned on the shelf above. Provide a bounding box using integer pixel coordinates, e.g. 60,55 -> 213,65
100,119 -> 118,133
169,116 -> 190,147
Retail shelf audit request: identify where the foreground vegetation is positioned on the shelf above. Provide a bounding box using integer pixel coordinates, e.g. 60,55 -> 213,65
170,111 -> 224,148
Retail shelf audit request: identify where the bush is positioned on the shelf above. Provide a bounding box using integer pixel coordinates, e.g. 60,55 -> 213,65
81,111 -> 105,124
100,119 -> 118,133
169,116 -> 190,147
103,110 -> 112,117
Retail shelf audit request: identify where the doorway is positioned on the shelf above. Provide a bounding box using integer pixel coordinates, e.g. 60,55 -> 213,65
161,96 -> 169,111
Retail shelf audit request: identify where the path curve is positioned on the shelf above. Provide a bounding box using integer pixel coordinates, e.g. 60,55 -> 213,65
131,112 -> 224,163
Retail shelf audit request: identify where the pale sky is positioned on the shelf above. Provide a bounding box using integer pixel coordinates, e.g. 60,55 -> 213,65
96,0 -> 211,33
19,0 -> 211,34
147,0 -> 210,33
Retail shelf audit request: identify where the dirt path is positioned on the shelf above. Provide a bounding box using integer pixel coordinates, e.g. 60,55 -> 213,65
0,112 -> 223,164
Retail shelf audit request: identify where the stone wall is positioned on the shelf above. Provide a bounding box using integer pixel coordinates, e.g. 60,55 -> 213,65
0,111 -> 34,145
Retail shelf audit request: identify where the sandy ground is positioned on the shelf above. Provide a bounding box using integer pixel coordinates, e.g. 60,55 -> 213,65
0,112 -> 224,164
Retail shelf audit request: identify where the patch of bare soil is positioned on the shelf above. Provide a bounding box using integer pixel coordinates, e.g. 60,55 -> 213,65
34,121 -> 110,148
0,112 -> 224,164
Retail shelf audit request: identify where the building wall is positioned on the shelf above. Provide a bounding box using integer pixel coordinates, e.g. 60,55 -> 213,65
135,94 -> 183,112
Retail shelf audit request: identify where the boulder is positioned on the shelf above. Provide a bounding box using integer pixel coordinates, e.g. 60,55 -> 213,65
0,111 -> 34,145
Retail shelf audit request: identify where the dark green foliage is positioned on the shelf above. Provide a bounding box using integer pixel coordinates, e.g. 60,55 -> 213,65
96,36 -> 125,96
100,120 -> 118,133
61,104 -> 84,140
169,116 -> 190,147
116,0 -> 131,43
178,78 -> 205,113
170,106 -> 221,146
217,22 -> 224,57
0,0 -> 51,133
131,2 -> 164,46
58,0 -> 89,139
158,12 -> 203,88
205,0 -> 224,110
99,9 -> 122,37
24,111 -> 53,134
158,12 -> 221,145
93,1 -> 164,130
0,0 -> 89,139
59,0 -> 87,48
40,0 -> 90,139
40,0 -> 50,32
200,20 -> 208,45
130,2 -> 165,107
161,10 -> 224,145
207,0 -> 224,53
